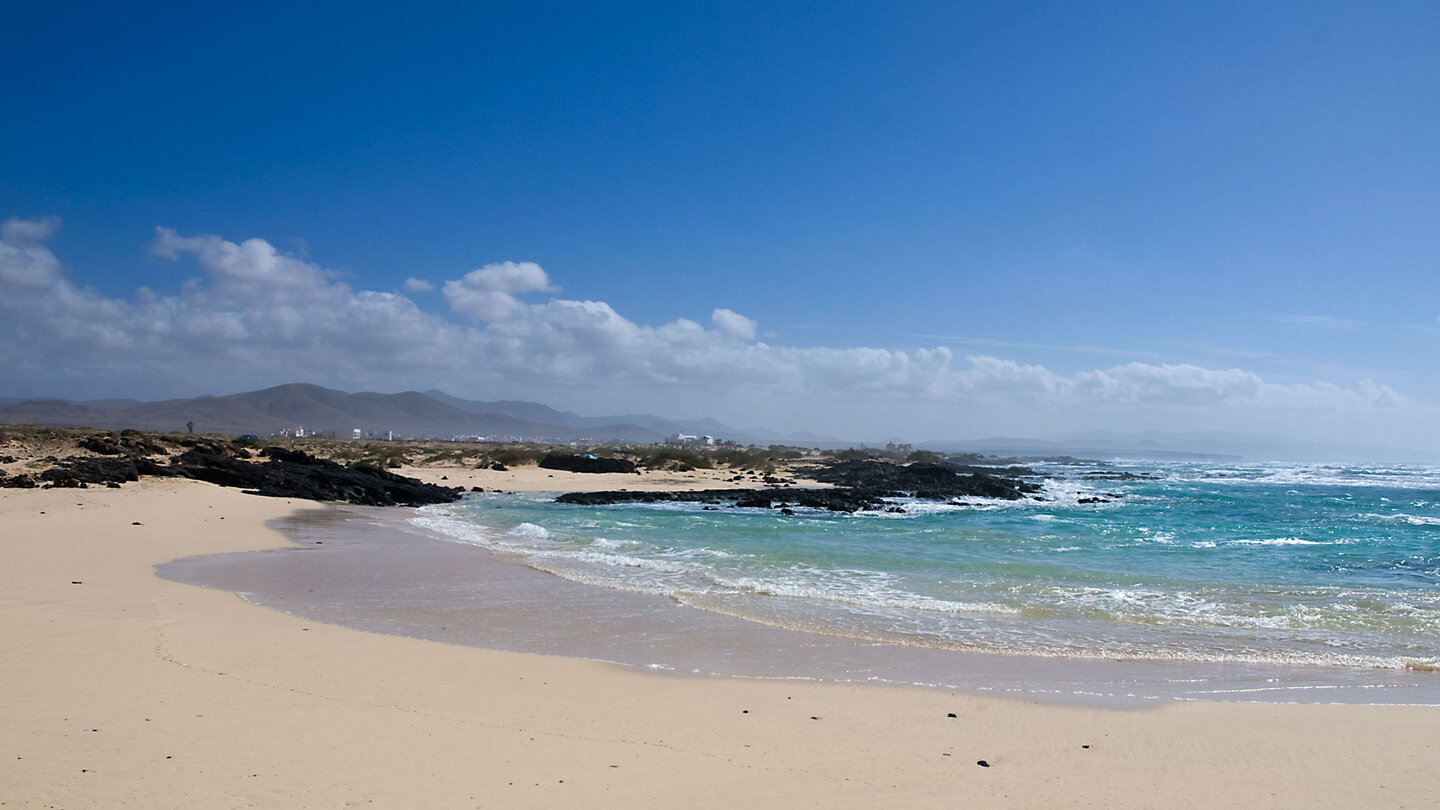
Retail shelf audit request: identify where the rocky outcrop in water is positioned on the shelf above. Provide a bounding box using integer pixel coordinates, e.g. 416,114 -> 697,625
556,487 -> 887,513
1082,470 -> 1161,481
804,460 -> 1042,500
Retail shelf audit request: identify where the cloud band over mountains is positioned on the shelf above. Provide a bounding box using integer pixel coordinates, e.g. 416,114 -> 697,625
0,217 -> 1420,443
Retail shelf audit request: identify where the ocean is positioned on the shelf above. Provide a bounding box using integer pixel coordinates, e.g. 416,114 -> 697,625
160,457 -> 1440,705
414,459 -> 1440,675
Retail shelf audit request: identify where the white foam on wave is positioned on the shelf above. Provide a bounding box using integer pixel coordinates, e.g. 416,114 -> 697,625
408,508 -> 495,549
1360,512 -> 1440,526
1174,462 -> 1440,490
700,569 -> 1023,617
1233,536 -> 1325,547
510,522 -> 551,539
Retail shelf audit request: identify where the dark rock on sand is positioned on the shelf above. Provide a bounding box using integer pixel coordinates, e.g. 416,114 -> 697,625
539,453 -> 638,474
39,456 -> 142,487
164,447 -> 463,507
77,429 -> 168,457
557,460 -> 1042,512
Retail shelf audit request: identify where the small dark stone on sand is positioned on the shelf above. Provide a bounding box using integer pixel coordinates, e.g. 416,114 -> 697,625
976,760 -> 990,767
131,521 -> 142,525
947,712 -> 957,718
1082,744 -> 1091,749
71,581 -> 82,584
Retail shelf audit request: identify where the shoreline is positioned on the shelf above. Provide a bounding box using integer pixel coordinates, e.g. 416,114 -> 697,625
168,496 -> 1440,707
5,475 -> 1440,805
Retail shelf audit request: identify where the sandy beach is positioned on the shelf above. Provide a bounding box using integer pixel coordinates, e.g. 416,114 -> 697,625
5,470 -> 1440,808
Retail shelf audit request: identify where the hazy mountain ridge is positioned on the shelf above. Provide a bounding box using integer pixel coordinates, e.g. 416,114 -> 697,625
423,390 -> 734,438
6,385 -> 1427,462
0,383 -> 710,443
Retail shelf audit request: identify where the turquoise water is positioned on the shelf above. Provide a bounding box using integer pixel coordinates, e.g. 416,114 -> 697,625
414,460 -> 1440,671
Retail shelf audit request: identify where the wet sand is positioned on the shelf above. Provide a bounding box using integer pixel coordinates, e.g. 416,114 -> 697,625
4,474 -> 1440,807
164,501 -> 1440,706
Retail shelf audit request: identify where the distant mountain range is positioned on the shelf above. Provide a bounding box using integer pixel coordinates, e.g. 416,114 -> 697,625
8,384 -> 1424,462
0,383 -> 754,444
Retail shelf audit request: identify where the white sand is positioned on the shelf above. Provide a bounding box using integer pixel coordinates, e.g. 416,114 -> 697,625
4,476 -> 1439,808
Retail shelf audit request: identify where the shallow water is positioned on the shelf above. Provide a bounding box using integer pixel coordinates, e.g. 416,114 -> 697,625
417,460 -> 1440,672
154,464 -> 1440,703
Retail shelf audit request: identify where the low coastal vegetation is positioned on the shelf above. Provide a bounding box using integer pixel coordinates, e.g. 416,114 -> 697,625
0,425 -> 822,487
0,424 -> 1053,512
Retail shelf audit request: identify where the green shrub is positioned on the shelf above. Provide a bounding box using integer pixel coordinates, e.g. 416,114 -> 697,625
905,450 -> 947,464
641,449 -> 713,470
482,447 -> 548,467
712,448 -> 774,472
824,447 -> 883,461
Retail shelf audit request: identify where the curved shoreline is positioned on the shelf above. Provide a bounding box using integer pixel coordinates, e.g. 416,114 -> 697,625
159,495 -> 1440,707
6,478 -> 1440,806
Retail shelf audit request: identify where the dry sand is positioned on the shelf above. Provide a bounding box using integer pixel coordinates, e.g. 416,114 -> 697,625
4,471 -> 1439,808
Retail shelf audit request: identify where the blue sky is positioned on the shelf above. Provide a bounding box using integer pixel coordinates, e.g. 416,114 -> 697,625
3,1 -> 1439,450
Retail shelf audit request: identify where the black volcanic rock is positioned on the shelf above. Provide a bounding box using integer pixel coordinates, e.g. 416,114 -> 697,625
1,473 -> 37,488
1082,470 -> 1161,481
539,453 -> 637,474
166,447 -> 462,506
556,488 -> 740,507
556,459 -> 1042,513
557,487 -> 887,513
77,429 -> 168,457
39,456 -> 142,487
805,460 -> 1040,500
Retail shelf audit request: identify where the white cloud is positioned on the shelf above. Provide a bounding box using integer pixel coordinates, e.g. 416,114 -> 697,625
0,217 -> 64,288
404,277 -> 434,292
711,308 -> 757,341
0,220 -> 1430,447
443,260 -> 556,320
1,216 -> 60,244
